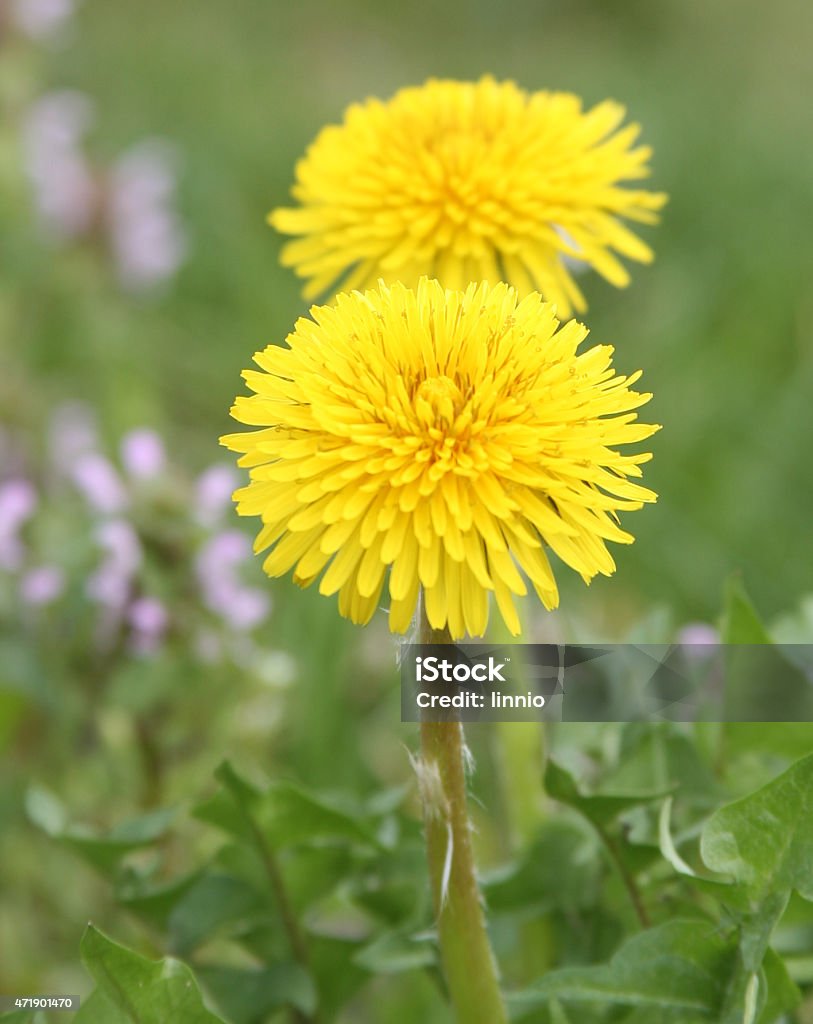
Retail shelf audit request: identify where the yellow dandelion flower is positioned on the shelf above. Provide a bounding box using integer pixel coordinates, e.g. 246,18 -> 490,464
270,77 -> 667,317
221,279 -> 659,640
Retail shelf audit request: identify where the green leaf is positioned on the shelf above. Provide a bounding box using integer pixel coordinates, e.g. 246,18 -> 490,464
63,806 -> 177,872
115,869 -> 203,933
196,762 -> 375,848
166,873 -> 269,956
740,893 -> 791,974
717,581 -> 813,720
725,724 -> 813,765
657,797 -> 752,912
544,759 -> 671,827
508,919 -> 736,1015
80,924 -> 225,1023
548,1001 -> 574,1024
280,844 -> 359,911
195,964 -> 316,1024
192,761 -> 263,841
700,751 -> 813,902
608,725 -> 720,805
698,754 -> 813,1021
105,807 -> 178,844
260,782 -> 376,848
758,948 -> 801,1023
24,784 -> 68,835
482,818 -> 600,914
353,929 -> 436,974
74,990 -> 130,1023
26,789 -> 176,875
308,935 -> 368,1019
721,577 -> 773,644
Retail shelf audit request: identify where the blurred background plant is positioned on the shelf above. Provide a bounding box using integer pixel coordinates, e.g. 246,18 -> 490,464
1,0 -> 813,1021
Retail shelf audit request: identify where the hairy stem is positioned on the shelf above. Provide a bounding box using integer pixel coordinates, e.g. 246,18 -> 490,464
417,604 -> 508,1024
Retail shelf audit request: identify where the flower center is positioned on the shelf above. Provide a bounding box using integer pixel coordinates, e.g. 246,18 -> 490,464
415,375 -> 464,430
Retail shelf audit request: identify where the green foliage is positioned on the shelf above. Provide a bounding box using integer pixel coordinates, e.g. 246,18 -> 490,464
6,568 -> 813,1022
77,926 -> 225,1023
196,761 -> 378,849
19,761 -> 434,1021
194,965 -> 316,1024
510,919 -> 739,1017
701,753 -> 813,904
544,758 -> 671,827
511,752 -> 808,1023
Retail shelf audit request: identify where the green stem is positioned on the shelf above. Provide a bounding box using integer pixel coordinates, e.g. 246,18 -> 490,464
417,604 -> 508,1024
252,834 -> 315,1024
222,775 -> 317,1024
491,603 -> 547,849
594,822 -> 650,928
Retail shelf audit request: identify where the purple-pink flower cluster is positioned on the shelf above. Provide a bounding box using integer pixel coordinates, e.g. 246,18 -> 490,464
20,91 -> 187,293
1,402 -> 271,663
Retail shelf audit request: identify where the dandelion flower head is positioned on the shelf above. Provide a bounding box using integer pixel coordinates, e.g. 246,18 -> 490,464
221,279 -> 658,639
270,77 -> 667,317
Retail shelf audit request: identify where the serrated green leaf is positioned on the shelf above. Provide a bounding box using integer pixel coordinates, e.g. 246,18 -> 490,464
544,759 -> 671,827
508,919 -> 736,1014
700,751 -> 813,902
80,925 -> 225,1023
196,964 -> 316,1023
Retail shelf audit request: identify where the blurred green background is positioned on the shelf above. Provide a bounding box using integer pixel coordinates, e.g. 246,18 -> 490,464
2,0 -> 813,1020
